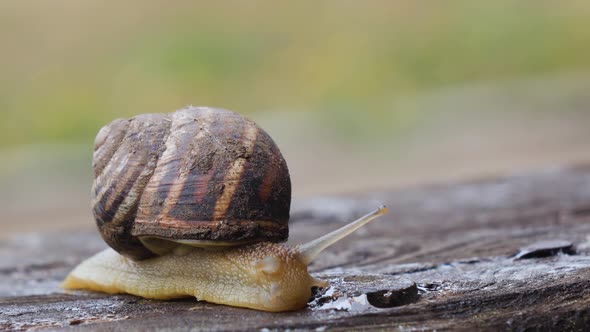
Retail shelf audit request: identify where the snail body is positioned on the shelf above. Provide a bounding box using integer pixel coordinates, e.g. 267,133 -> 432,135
63,243 -> 319,312
63,106 -> 388,312
63,206 -> 387,312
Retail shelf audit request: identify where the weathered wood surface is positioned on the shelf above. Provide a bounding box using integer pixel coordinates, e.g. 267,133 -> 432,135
2,166 -> 590,331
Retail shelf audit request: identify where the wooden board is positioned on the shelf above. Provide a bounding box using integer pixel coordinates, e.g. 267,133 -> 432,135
2,166 -> 590,331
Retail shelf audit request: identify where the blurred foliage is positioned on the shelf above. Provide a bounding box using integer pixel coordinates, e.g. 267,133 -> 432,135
1,1 -> 590,148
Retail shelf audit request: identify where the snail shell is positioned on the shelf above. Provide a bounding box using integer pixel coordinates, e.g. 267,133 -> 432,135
92,106 -> 291,260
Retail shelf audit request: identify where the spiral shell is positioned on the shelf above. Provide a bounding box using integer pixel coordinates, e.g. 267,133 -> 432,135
92,107 -> 291,260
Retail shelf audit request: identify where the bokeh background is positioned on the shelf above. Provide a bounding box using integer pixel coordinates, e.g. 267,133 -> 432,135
2,1 -> 590,237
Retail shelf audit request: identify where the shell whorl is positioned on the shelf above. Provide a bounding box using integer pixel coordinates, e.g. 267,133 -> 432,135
92,107 -> 291,260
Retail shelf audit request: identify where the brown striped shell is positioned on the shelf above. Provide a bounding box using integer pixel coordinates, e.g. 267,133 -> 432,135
92,107 -> 291,260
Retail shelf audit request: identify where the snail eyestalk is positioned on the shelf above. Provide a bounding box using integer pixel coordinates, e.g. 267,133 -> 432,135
298,205 -> 389,265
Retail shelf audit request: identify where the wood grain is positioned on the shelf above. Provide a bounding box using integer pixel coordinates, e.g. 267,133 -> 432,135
2,166 -> 590,331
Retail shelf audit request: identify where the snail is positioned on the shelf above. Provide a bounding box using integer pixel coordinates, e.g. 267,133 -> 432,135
62,106 -> 388,312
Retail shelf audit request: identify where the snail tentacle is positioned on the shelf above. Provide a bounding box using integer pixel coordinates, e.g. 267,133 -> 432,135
298,205 -> 388,265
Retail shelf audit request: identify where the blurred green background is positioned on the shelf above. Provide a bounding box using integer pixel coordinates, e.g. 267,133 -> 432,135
2,1 -> 590,235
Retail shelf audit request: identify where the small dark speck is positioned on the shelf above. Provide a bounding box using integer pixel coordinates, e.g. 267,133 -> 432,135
69,319 -> 83,326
